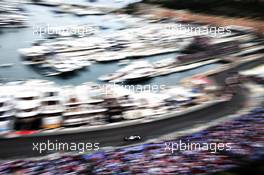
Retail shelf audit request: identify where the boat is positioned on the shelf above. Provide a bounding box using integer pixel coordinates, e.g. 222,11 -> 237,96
95,52 -> 128,62
157,59 -> 220,76
14,90 -> 41,130
18,46 -> 53,62
77,60 -> 91,67
48,61 -> 77,74
62,94 -> 107,127
40,87 -> 64,129
0,63 -> 13,68
100,60 -> 155,83
46,55 -> 91,75
24,79 -> 55,87
123,109 -> 153,120
73,8 -> 105,16
118,59 -> 130,66
45,72 -> 61,77
98,72 -> 124,82
67,59 -> 91,69
0,96 -> 15,134
118,60 -> 153,72
121,67 -> 156,83
153,58 -> 175,68
0,9 -> 28,28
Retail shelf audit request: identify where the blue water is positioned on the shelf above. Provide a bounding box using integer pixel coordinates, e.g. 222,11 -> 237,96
0,0 -> 220,86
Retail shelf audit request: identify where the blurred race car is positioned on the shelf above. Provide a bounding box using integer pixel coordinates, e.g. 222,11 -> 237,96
123,135 -> 142,141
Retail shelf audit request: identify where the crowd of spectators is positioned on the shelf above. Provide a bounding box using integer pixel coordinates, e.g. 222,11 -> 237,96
0,107 -> 263,174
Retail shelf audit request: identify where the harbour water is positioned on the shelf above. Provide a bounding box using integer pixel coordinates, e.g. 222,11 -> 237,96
0,0 -> 220,86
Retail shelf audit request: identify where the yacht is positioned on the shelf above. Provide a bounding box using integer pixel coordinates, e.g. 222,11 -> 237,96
19,46 -> 53,62
75,59 -> 91,68
62,94 -> 107,127
153,58 -> 176,68
103,97 -> 124,122
14,90 -> 41,130
122,67 -> 156,83
24,79 -> 55,87
118,59 -> 130,66
73,8 -> 104,16
123,109 -> 149,120
0,96 -> 15,134
47,55 -> 91,75
48,60 -> 77,74
65,59 -> 90,70
103,60 -> 155,83
40,87 -> 64,129
98,72 -> 124,82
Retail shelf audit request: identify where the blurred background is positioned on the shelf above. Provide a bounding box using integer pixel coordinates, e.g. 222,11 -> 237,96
0,0 -> 263,174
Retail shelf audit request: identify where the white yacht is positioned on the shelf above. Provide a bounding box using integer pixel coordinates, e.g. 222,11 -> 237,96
47,55 -> 91,74
14,90 -> 41,130
98,72 -> 125,82
123,109 -> 152,120
0,96 -> 15,134
19,46 -> 52,62
73,58 -> 91,68
48,60 -> 76,74
122,67 -> 156,82
118,59 -> 130,66
117,60 -> 153,73
40,87 -> 64,129
153,58 -> 176,68
102,60 -> 155,83
62,93 -> 107,127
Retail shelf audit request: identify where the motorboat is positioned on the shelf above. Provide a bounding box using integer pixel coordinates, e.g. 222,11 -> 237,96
18,46 -> 53,62
62,94 -> 107,127
95,52 -> 128,62
0,63 -> 14,68
77,59 -> 91,67
123,109 -> 154,120
98,72 -> 124,82
14,90 -> 41,130
73,8 -> 104,16
67,59 -> 91,69
157,59 -> 220,76
122,67 -> 156,82
0,96 -> 15,134
118,59 -> 130,66
100,60 -> 155,83
63,105 -> 108,127
49,61 -> 77,74
118,60 -> 153,72
40,86 -> 64,129
153,58 -> 176,68
46,55 -> 91,75
0,9 -> 27,28
24,79 -> 55,87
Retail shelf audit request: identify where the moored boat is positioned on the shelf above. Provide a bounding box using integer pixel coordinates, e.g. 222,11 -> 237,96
14,90 -> 41,130
40,86 -> 64,129
0,96 -> 15,134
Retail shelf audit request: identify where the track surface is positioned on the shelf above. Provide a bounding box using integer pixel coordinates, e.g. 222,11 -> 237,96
0,58 -> 262,159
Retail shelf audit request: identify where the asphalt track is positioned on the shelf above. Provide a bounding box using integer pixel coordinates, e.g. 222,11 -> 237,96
0,58 -> 262,159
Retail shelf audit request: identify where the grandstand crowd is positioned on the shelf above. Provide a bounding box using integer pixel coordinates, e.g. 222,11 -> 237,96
0,106 -> 263,175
